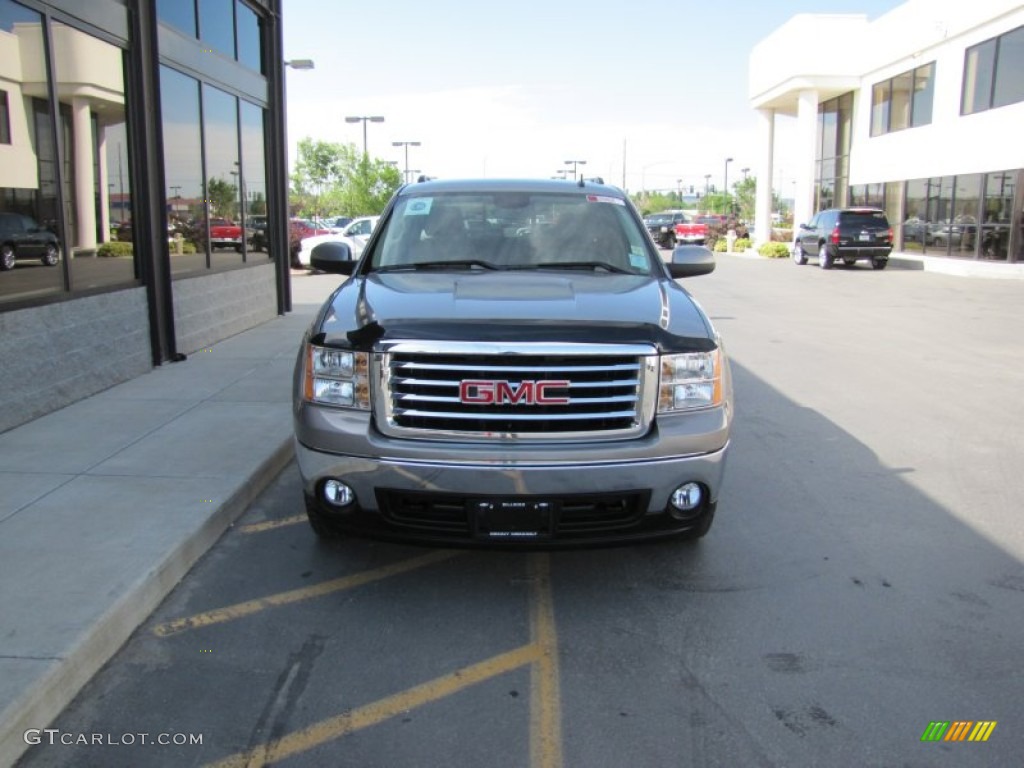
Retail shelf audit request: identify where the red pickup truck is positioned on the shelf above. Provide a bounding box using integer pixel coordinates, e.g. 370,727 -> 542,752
206,218 -> 244,251
674,214 -> 727,246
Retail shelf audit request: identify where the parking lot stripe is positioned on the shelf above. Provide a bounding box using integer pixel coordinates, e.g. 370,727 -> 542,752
152,550 -> 461,637
204,644 -> 541,768
236,514 -> 307,534
529,553 -> 563,768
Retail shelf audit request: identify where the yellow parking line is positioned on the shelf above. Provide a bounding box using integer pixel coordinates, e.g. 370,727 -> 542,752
529,553 -> 563,768
152,550 -> 461,637
236,514 -> 307,534
205,644 -> 541,768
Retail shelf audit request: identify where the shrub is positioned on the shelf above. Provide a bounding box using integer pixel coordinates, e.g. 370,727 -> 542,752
97,241 -> 133,258
713,239 -> 728,252
758,242 -> 791,259
733,237 -> 751,252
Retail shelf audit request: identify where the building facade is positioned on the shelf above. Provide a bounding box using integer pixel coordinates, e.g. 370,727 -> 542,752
0,0 -> 290,433
749,0 -> 1023,265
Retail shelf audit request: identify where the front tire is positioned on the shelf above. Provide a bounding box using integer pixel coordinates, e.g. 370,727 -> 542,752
1,244 -> 15,270
41,243 -> 59,266
871,257 -> 888,270
818,243 -> 833,269
793,242 -> 808,265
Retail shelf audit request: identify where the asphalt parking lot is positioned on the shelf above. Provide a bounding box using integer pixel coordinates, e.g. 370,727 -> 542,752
17,253 -> 1024,767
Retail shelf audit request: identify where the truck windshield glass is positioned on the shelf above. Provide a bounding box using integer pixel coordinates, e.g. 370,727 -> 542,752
370,193 -> 653,274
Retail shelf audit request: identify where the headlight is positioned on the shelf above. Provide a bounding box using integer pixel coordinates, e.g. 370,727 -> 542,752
303,345 -> 370,409
658,350 -> 722,412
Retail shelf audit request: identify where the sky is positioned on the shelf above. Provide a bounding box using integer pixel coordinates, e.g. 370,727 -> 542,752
282,0 -> 905,195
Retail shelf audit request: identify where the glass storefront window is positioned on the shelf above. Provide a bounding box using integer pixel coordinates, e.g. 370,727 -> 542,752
202,84 -> 242,269
160,66 -> 207,275
157,0 -> 197,38
52,22 -> 137,291
239,100 -> 269,261
0,0 -> 63,304
236,2 -> 262,73
951,174 -> 982,258
902,178 -> 927,252
199,0 -> 235,59
981,171 -> 1014,261
925,177 -> 954,256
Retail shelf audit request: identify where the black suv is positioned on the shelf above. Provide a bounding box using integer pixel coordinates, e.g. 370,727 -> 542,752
793,208 -> 892,270
644,210 -> 689,249
0,212 -> 61,271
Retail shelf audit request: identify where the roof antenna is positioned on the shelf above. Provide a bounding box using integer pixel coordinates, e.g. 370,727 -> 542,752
577,176 -> 585,187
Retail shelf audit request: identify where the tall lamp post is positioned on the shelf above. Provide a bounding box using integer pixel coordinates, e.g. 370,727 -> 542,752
392,141 -> 421,184
564,159 -> 587,181
703,174 -> 711,210
724,157 -> 733,215
346,115 -> 385,157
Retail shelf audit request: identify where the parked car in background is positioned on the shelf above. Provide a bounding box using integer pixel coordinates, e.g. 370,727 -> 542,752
206,218 -> 244,251
246,215 -> 268,251
0,212 -> 61,270
297,215 -> 379,266
289,218 -> 334,267
644,210 -> 690,248
792,207 -> 893,269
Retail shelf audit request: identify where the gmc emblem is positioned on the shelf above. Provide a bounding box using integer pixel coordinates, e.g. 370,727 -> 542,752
459,379 -> 570,405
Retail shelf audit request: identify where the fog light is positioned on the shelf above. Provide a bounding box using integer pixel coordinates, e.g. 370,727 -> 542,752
669,482 -> 703,513
322,479 -> 354,507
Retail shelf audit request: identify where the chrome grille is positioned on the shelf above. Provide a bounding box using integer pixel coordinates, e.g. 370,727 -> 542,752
377,341 -> 657,441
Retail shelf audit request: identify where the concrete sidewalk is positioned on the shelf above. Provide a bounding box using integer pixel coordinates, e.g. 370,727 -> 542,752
0,271 -> 342,766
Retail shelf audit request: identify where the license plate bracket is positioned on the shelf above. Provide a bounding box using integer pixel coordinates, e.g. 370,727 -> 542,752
471,499 -> 555,540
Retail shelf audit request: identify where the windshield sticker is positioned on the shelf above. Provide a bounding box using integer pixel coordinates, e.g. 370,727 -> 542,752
405,198 -> 433,216
629,252 -> 647,269
586,195 -> 626,206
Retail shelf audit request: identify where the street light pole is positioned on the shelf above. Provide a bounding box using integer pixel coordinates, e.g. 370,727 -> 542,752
564,159 -> 586,182
346,115 -> 385,157
703,174 -> 711,211
392,141 -> 421,184
724,157 -> 733,215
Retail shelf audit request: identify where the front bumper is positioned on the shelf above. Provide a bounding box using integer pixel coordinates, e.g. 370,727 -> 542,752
294,405 -> 730,545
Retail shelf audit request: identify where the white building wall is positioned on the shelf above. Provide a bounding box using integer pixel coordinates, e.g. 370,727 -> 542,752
851,4 -> 1024,185
751,0 -> 1024,241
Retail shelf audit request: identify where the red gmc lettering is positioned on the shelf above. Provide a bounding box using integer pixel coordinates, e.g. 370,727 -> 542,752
459,380 -> 570,405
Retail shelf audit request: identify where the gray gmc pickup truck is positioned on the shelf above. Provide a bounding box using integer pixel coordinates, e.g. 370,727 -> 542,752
292,178 -> 732,546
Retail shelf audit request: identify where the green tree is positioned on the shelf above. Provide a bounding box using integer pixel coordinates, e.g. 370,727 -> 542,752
292,137 -> 345,219
207,176 -> 238,218
290,138 -> 401,218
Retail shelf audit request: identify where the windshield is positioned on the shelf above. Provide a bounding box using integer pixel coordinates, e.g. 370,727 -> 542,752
366,191 -> 655,274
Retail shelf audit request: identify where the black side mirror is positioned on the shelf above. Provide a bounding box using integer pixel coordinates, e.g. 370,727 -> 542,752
310,242 -> 355,274
667,245 -> 715,278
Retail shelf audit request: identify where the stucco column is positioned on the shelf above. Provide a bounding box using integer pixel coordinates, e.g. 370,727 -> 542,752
97,127 -> 111,243
72,97 -> 97,251
793,89 -> 819,233
754,107 -> 775,246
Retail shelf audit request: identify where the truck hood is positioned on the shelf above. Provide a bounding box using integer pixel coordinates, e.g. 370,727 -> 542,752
315,271 -> 716,353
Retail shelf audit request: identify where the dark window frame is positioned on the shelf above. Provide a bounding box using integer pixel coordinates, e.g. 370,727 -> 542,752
0,89 -> 10,144
961,24 -> 1024,115
871,62 -> 935,136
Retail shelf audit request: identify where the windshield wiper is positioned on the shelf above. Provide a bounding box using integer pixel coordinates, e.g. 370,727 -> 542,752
375,260 -> 502,272
532,261 -> 633,274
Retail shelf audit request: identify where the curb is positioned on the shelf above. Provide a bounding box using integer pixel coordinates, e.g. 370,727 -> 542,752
0,439 -> 295,768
